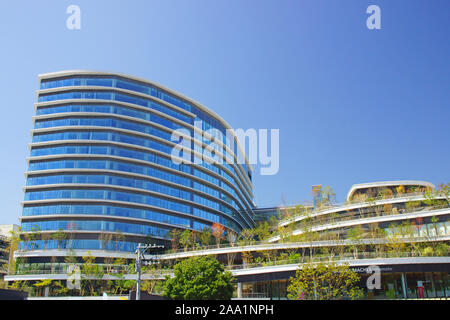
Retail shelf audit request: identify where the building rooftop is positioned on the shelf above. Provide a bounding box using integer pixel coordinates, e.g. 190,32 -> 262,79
346,180 -> 435,201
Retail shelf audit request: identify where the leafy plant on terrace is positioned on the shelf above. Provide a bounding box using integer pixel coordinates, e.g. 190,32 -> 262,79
287,261 -> 363,300
163,256 -> 234,300
80,252 -> 105,296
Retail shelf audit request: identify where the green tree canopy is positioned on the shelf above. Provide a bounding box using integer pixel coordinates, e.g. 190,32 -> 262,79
287,262 -> 363,300
163,256 -> 234,300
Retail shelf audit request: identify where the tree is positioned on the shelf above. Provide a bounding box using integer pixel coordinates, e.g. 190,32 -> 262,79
436,183 -> 449,203
313,186 -> 336,209
254,221 -> 271,241
52,229 -> 67,249
396,185 -> 405,195
347,226 -> 364,259
99,233 -> 113,250
169,229 -> 181,252
226,231 -> 238,266
198,227 -> 212,248
211,223 -> 225,248
24,225 -> 41,251
163,256 -> 234,300
6,227 -> 21,274
53,280 -> 70,296
110,258 -> 131,295
33,279 -> 53,296
41,232 -> 51,250
405,200 -> 421,213
81,253 -> 104,296
141,264 -> 164,295
239,228 -> 255,246
385,224 -> 406,255
114,231 -> 125,251
179,229 -> 193,252
287,262 -> 363,300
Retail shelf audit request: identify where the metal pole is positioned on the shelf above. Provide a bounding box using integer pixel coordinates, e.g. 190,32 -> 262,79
136,243 -> 142,300
401,272 -> 408,299
135,243 -> 164,300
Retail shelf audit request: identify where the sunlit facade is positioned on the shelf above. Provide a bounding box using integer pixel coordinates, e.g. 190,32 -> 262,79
20,71 -> 255,253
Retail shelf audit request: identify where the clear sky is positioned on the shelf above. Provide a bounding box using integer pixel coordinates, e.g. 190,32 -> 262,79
0,0 -> 448,224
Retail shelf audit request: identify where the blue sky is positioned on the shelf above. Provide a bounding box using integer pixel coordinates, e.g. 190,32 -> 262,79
0,0 -> 449,224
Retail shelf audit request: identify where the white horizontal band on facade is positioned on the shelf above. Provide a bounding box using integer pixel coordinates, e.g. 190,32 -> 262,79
231,257 -> 450,277
35,79 -> 254,190
30,123 -> 255,205
27,140 -> 253,221
35,97 -> 253,194
37,70 -> 254,174
37,85 -> 197,118
21,183 -> 247,231
14,235 -> 450,262
31,111 -> 254,200
24,156 -> 253,224
25,167 -> 248,216
158,235 -> 450,260
18,214 -> 228,239
25,165 -> 253,224
20,197 -> 246,235
6,257 -> 450,282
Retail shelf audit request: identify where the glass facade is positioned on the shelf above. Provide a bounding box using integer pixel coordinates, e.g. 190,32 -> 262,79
21,71 -> 255,253
238,272 -> 450,299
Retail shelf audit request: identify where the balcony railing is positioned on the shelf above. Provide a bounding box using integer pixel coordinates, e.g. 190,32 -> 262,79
278,192 -> 446,226
10,250 -> 449,276
282,203 -> 450,235
225,251 -> 449,271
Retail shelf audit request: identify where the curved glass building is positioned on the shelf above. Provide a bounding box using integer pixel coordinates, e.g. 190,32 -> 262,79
20,70 -> 255,253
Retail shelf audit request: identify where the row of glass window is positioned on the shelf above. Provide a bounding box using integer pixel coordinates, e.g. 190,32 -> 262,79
40,77 -> 193,114
24,189 -> 192,214
34,117 -> 177,142
36,104 -> 187,131
38,77 -> 252,180
23,188 -> 244,228
29,144 -> 246,210
192,221 -> 211,233
34,116 -> 245,186
193,181 -> 219,198
31,130 -> 249,203
38,90 -> 192,124
27,157 -> 245,214
26,174 -> 191,201
19,239 -> 140,252
28,159 -> 191,187
34,112 -> 250,197
28,154 -> 251,223
31,133 -> 253,211
194,194 -> 219,211
21,220 -> 171,238
30,144 -> 192,174
21,203 -> 241,232
192,208 -> 240,231
26,172 -> 242,218
33,130 -> 175,158
22,204 -> 191,228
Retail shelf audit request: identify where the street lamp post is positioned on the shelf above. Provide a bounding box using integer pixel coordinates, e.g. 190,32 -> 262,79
134,243 -> 164,300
